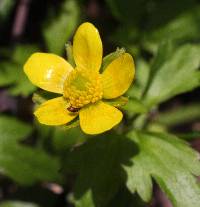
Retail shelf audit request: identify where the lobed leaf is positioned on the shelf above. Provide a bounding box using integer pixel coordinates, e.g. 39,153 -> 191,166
126,131 -> 200,207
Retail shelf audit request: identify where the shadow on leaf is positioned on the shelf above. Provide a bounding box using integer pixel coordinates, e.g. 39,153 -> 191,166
65,133 -> 139,206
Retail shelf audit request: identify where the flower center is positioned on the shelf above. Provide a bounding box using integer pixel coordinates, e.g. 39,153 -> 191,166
63,68 -> 103,109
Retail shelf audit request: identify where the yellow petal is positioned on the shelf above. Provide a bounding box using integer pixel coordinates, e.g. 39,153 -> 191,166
24,53 -> 73,94
79,101 -> 123,134
34,97 -> 77,125
73,22 -> 103,71
102,53 -> 135,99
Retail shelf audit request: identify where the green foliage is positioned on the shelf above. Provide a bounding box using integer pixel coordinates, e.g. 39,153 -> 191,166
75,190 -> 95,207
52,126 -> 87,151
0,201 -> 39,207
143,43 -> 200,107
64,132 -> 200,207
0,0 -> 200,206
126,58 -> 150,101
65,134 -> 138,206
143,6 -> 200,52
108,1 -> 200,53
126,132 -> 200,207
0,116 -> 61,185
154,103 -> 200,127
0,116 -> 32,141
43,0 -> 80,55
123,98 -> 147,116
0,45 -> 38,96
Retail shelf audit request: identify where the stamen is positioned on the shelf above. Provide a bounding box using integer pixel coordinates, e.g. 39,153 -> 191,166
64,68 -> 103,109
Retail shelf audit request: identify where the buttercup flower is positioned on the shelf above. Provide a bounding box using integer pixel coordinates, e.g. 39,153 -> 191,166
24,22 -> 135,134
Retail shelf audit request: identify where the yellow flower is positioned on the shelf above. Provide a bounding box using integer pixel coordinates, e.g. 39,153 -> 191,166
24,22 -> 135,134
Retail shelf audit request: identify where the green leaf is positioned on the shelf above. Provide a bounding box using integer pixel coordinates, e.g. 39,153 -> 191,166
147,40 -> 174,79
8,71 -> 36,97
12,44 -> 39,64
0,62 -> 36,97
75,186 -> 146,207
0,45 -> 38,96
43,0 -> 80,55
65,130 -> 200,206
9,45 -> 38,96
126,131 -> 200,206
107,1 -> 200,54
154,103 -> 200,127
143,6 -> 200,52
126,58 -> 150,99
75,190 -> 95,207
132,114 -> 148,130
123,98 -> 147,116
0,62 -> 19,86
143,43 -> 200,107
0,201 -> 40,207
65,134 -> 138,206
0,116 -> 32,141
0,116 -> 61,185
52,126 -> 88,151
